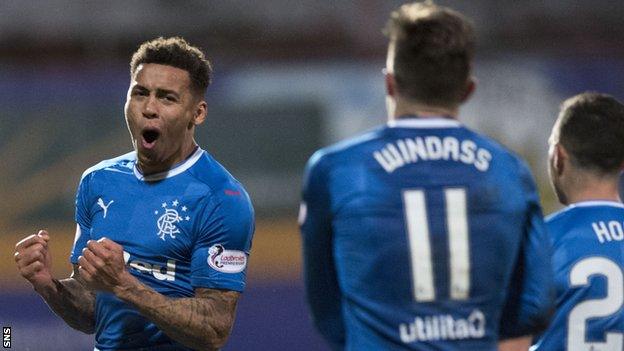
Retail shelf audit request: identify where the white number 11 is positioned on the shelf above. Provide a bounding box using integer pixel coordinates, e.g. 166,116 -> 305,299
403,188 -> 470,302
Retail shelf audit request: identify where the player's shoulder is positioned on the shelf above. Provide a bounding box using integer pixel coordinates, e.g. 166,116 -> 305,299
465,128 -> 537,189
544,203 -> 604,242
80,150 -> 136,181
306,125 -> 385,172
190,149 -> 251,200
544,207 -> 576,241
464,126 -> 526,168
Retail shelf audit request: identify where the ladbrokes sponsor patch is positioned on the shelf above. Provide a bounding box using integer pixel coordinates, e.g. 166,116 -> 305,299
208,244 -> 247,273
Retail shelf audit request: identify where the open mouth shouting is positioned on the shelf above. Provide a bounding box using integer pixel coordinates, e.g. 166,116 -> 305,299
141,128 -> 161,150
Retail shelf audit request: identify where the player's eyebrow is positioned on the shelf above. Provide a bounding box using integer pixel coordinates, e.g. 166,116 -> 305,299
131,83 -> 146,90
155,88 -> 181,98
130,85 -> 181,99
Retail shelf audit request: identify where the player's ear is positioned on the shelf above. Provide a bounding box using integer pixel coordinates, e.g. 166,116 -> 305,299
461,76 -> 476,103
192,100 -> 207,127
554,143 -> 567,176
385,70 -> 396,98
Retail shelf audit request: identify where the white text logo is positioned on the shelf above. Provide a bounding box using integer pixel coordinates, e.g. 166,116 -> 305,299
399,309 -> 485,343
123,251 -> 176,281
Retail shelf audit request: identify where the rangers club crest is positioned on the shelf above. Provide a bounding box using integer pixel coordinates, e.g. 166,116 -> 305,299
153,199 -> 191,240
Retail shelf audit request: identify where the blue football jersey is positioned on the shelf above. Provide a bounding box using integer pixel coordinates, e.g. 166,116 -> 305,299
533,201 -> 624,351
70,147 -> 255,351
300,117 -> 553,351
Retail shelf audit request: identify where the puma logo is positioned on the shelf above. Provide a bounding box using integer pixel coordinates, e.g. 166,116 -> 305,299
97,198 -> 114,218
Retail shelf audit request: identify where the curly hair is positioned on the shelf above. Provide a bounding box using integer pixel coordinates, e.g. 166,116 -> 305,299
130,37 -> 212,96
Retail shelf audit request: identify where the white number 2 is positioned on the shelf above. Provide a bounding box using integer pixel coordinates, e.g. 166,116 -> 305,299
568,257 -> 623,351
403,188 -> 470,302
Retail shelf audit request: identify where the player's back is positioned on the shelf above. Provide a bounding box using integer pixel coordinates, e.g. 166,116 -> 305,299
313,118 -> 550,350
533,202 -> 624,351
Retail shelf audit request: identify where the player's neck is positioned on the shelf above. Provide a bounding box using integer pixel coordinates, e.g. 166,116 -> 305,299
562,174 -> 621,205
565,190 -> 621,205
390,98 -> 458,121
138,141 -> 198,176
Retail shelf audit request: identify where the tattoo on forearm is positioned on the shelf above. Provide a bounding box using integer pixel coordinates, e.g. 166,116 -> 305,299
38,269 -> 96,334
126,287 -> 239,350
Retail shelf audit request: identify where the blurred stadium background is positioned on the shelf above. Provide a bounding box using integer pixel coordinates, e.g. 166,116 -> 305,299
1,1 -> 624,350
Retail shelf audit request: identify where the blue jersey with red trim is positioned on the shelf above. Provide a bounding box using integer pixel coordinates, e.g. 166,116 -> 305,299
71,147 -> 254,351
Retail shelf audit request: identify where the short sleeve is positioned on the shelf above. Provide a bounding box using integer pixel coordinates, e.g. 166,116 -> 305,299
499,160 -> 555,339
70,172 -> 93,264
190,186 -> 255,292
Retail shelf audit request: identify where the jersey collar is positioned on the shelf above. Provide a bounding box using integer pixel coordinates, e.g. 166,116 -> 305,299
387,117 -> 461,129
133,146 -> 204,182
566,200 -> 624,209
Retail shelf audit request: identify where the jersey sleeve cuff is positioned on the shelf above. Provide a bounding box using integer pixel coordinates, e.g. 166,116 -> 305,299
191,277 -> 246,292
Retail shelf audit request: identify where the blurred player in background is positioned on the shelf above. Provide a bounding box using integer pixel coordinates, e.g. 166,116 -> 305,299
532,93 -> 624,350
14,37 -> 255,351
299,2 -> 553,350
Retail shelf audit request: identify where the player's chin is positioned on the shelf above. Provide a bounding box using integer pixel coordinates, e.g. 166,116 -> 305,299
136,146 -> 160,164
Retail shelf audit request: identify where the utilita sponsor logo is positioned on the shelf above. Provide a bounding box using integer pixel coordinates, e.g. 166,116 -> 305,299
399,309 -> 486,343
123,251 -> 176,281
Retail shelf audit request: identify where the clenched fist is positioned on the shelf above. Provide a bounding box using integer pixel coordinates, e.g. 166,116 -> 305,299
78,237 -> 136,294
14,230 -> 53,290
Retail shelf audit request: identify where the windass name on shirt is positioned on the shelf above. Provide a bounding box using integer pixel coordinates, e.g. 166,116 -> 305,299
374,136 -> 492,174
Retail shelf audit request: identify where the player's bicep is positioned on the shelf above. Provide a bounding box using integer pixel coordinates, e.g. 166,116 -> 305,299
191,192 -> 254,292
194,288 -> 240,313
193,288 -> 240,341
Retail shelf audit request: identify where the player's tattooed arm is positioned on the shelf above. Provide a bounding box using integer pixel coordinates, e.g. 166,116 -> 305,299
117,286 -> 239,351
36,265 -> 96,334
77,238 -> 239,349
14,233 -> 96,334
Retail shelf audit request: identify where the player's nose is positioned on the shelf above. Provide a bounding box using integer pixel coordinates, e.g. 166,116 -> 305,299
142,95 -> 159,119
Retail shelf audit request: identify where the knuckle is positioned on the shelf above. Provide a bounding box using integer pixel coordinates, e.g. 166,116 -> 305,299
15,237 -> 29,250
31,261 -> 42,271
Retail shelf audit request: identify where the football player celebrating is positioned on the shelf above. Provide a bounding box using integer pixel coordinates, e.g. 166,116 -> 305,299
14,37 -> 255,351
